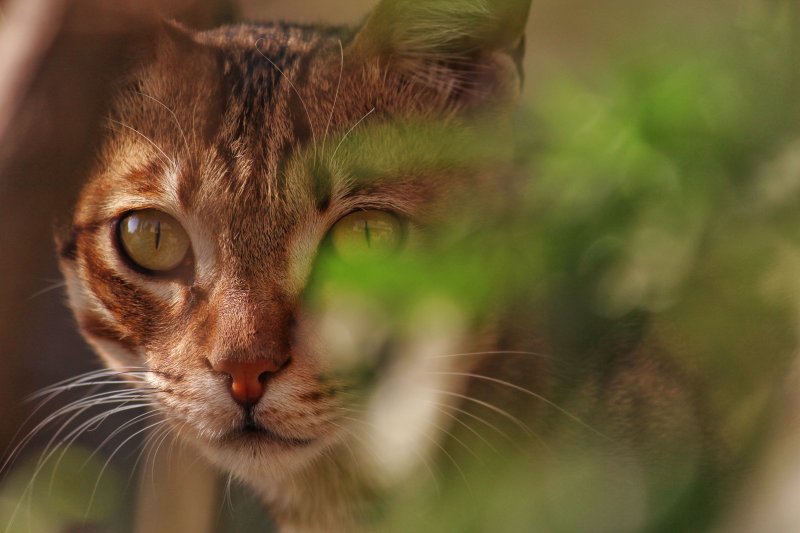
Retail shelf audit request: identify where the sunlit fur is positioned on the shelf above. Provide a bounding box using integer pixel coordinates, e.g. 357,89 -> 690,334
55,2 -> 535,530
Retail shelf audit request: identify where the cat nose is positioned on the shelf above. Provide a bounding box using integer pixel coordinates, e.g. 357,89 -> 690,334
211,359 -> 283,405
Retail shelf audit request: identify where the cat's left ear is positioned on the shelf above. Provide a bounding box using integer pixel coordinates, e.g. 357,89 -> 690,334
351,0 -> 532,103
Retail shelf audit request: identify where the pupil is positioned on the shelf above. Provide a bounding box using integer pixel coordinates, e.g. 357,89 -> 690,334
363,221 -> 372,247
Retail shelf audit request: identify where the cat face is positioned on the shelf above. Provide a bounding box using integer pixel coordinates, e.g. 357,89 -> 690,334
58,0 -> 529,488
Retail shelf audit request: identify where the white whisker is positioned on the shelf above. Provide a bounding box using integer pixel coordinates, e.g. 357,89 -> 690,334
134,91 -> 192,166
36,402 -> 152,471
337,413 -> 441,494
430,371 -> 610,440
430,402 -> 499,454
46,410 -> 158,496
81,410 -> 161,470
83,419 -> 167,521
323,39 -> 345,149
3,401 -> 152,533
27,367 -> 145,401
223,473 -> 235,513
429,389 -> 543,445
147,422 -> 175,490
428,418 -> 483,464
329,107 -> 375,166
25,280 -> 66,301
128,422 -> 175,493
107,119 -> 176,168
2,389 -> 151,476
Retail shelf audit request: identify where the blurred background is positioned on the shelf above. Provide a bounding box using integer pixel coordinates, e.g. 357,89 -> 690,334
1,0 -> 799,531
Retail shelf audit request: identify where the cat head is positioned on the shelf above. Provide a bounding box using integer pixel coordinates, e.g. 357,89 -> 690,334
58,0 -> 531,491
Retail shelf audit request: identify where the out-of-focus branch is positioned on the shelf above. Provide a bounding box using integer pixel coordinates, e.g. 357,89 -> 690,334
0,0 -> 161,181
0,0 -> 67,141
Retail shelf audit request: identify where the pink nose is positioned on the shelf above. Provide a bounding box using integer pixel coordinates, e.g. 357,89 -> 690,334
212,359 -> 282,405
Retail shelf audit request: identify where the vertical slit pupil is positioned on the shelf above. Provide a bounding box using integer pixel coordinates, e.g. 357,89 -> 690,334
363,220 -> 372,247
155,220 -> 162,250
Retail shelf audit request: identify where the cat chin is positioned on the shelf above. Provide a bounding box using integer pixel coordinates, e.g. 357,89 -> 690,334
172,413 -> 338,469
193,427 -> 338,486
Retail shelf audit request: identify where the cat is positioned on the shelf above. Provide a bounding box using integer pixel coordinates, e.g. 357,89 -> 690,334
53,0 -> 722,531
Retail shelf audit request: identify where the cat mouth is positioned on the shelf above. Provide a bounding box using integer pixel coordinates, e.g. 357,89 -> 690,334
223,419 -> 315,448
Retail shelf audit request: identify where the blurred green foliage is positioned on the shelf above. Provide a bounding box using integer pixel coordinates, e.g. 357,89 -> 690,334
312,2 -> 800,531
0,446 -> 125,533
4,2 -> 800,532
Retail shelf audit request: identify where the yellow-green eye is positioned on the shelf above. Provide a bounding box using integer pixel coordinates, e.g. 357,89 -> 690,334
118,209 -> 191,272
330,210 -> 404,261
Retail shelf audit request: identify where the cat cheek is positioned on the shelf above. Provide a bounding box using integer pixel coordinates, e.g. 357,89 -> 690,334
85,336 -> 143,373
63,273 -> 143,368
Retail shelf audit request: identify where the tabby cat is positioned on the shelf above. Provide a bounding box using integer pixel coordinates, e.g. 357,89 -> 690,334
55,0 -> 719,531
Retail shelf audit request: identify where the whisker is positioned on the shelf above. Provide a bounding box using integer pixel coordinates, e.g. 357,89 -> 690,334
427,418 -> 483,465
125,427 -> 160,493
429,389 -> 539,442
2,389 -> 151,475
36,401 -> 153,473
31,389 -> 152,440
189,97 -> 200,156
429,371 -> 610,441
24,280 -> 66,301
325,421 -> 363,474
322,39 -> 344,149
337,413 -> 441,494
35,399 -> 151,463
80,410 -> 161,471
127,422 -> 176,494
135,422 -> 167,469
340,409 -> 464,495
47,410 -> 159,496
2,366 -> 157,531
148,422 -> 175,490
223,473 -> 235,514
3,402 -> 152,533
83,419 -> 167,522
28,367 -> 143,400
29,380 -> 150,403
165,421 -> 192,475
107,119 -> 176,168
3,385 -> 104,471
134,91 -> 192,167
27,366 -> 152,402
429,402 -> 499,454
329,107 -> 375,167
429,399 -> 520,451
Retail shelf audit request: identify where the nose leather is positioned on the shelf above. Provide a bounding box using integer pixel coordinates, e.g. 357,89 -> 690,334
212,359 -> 281,405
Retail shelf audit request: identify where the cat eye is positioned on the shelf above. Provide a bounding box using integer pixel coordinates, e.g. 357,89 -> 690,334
330,210 -> 404,261
118,209 -> 191,273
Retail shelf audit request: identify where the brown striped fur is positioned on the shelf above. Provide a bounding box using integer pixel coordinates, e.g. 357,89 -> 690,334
57,1 -> 717,531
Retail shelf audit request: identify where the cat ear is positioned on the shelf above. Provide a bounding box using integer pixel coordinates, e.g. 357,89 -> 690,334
121,20 -> 224,108
130,20 -> 210,70
351,0 -> 532,100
